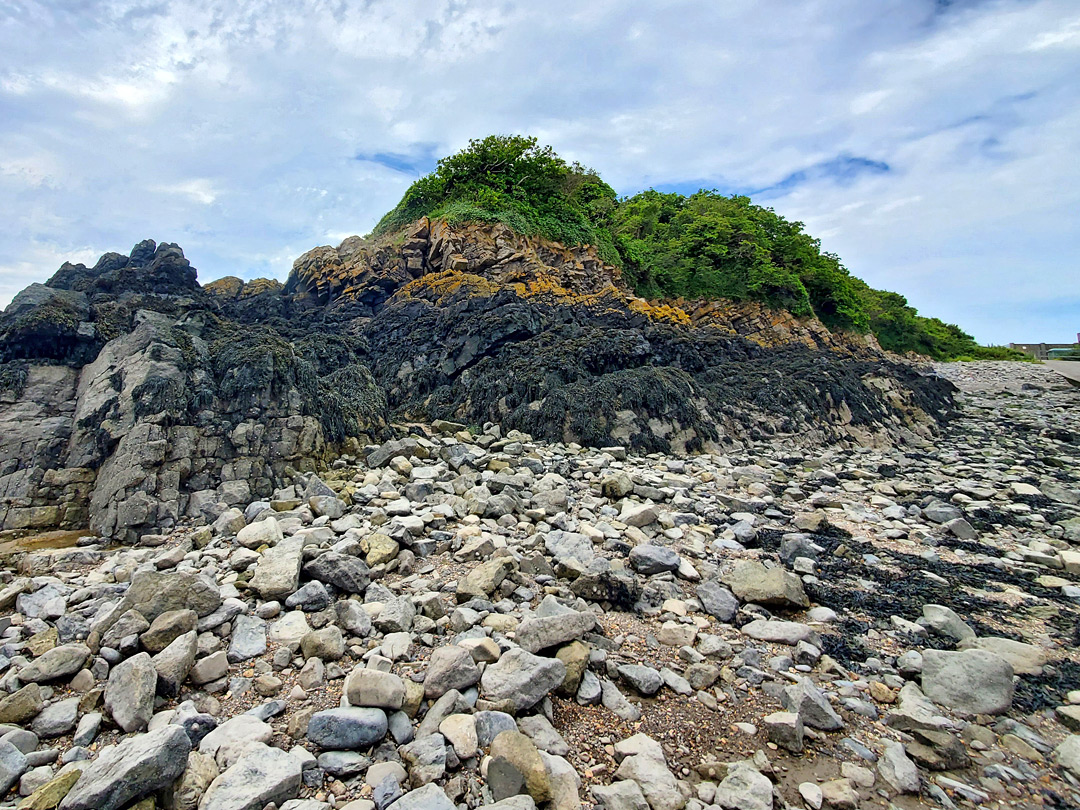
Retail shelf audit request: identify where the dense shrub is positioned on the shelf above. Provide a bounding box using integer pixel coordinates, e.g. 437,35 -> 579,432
611,190 -> 870,329
373,135 -> 620,262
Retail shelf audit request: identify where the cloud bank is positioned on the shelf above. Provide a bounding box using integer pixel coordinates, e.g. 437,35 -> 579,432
1,0 -> 1077,343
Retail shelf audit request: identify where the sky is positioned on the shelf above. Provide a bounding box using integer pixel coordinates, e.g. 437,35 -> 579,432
1,0 -> 1078,345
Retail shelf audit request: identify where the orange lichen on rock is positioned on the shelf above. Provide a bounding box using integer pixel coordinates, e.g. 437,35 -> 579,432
285,217 -> 876,356
204,276 -> 284,300
398,270 -> 501,305
204,276 -> 245,298
625,298 -> 694,327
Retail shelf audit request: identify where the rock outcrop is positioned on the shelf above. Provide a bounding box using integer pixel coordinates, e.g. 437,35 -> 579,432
0,240 -> 390,540
0,221 -> 953,539
276,219 -> 953,457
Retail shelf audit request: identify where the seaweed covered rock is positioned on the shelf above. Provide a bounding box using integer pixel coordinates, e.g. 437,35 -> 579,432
356,257 -> 952,452
0,284 -> 94,364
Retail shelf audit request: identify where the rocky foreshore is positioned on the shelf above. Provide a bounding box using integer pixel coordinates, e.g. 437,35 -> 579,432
0,360 -> 1077,810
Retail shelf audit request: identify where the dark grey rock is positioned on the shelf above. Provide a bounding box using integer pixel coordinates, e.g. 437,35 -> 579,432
59,725 -> 192,810
306,707 -> 387,750
617,664 -> 662,696
31,697 -> 79,738
374,596 -> 415,634
152,630 -> 197,698
0,738 -> 28,796
628,545 -> 680,575
104,652 -> 157,732
515,612 -> 596,654
696,580 -> 738,622
285,581 -> 331,612
227,615 -> 267,663
392,783 -> 455,810
423,645 -> 480,699
335,601 -> 372,637
480,649 -> 566,713
303,552 -> 371,594
400,733 -> 447,786
782,678 -> 844,731
475,711 -> 517,749
317,750 -> 370,777
18,644 -> 91,683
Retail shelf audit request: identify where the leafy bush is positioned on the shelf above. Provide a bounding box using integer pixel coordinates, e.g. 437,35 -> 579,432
611,190 -> 869,328
854,283 -> 1030,360
373,135 -> 618,260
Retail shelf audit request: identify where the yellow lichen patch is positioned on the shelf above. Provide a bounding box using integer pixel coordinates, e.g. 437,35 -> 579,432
509,272 -> 576,301
398,270 -> 501,305
625,298 -> 693,326
203,276 -> 245,298
239,278 -> 284,298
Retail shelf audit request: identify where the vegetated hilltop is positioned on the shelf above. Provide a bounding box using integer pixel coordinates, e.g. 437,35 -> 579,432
0,137 -> 959,541
376,135 -> 1020,361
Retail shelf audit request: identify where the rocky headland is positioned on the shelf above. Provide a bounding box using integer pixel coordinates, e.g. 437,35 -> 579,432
0,222 -> 950,542
0,224 -> 1077,810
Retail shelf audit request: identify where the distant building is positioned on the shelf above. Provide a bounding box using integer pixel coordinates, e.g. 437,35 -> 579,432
1009,337 -> 1080,360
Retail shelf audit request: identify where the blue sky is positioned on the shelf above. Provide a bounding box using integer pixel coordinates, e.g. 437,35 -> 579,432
1,0 -> 1077,345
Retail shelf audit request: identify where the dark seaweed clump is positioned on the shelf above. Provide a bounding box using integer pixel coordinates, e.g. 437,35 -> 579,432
361,284 -> 956,451
757,527 -> 1080,671
1013,658 -> 1080,713
0,361 -> 29,400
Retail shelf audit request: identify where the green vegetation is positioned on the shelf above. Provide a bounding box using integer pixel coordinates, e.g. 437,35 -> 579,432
612,190 -> 867,330
374,135 -> 620,263
0,361 -> 29,400
376,135 -> 1021,360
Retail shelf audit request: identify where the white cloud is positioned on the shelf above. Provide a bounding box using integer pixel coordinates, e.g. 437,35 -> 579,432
0,0 -> 1077,344
1027,17 -> 1080,50
153,179 -> 219,205
0,243 -> 100,314
0,152 -> 60,189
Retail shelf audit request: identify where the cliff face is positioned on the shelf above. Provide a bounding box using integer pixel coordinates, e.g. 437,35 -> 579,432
0,223 -> 954,540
